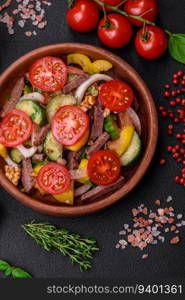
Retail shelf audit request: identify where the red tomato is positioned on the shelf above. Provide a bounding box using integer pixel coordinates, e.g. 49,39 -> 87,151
52,105 -> 89,146
37,162 -> 71,195
135,26 -> 168,60
96,0 -> 124,11
98,14 -> 133,49
100,80 -> 134,112
67,0 -> 100,33
124,0 -> 158,26
0,109 -> 32,147
29,56 -> 67,92
87,150 -> 121,185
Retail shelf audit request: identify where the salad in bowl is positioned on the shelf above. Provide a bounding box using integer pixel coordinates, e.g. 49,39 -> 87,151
0,47 -> 152,214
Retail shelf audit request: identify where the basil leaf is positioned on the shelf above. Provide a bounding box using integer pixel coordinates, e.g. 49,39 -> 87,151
11,268 -> 32,279
4,266 -> 13,276
0,260 -> 10,271
168,33 -> 185,64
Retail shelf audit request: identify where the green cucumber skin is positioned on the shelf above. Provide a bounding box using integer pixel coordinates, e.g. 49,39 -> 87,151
44,131 -> 63,161
120,132 -> 141,167
16,100 -> 46,126
10,148 -> 23,164
46,94 -> 77,122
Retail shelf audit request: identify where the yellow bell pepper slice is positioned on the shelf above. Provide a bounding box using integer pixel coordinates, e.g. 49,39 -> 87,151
0,143 -> 8,158
53,182 -> 74,205
67,53 -> 92,74
107,126 -> 134,157
77,159 -> 89,184
91,60 -> 113,74
66,130 -> 89,152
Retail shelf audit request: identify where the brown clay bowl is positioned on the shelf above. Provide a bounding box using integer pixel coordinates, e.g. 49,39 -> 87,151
0,43 -> 158,217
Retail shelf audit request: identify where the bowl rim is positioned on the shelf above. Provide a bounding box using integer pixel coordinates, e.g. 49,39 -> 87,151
0,43 -> 158,217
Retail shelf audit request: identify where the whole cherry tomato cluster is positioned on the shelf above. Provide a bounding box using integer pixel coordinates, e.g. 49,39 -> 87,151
67,0 -> 168,60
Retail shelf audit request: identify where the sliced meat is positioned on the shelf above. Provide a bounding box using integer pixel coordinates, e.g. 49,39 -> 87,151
21,158 -> 36,194
90,99 -> 104,141
32,153 -> 45,162
86,132 -> 110,156
1,77 -> 25,117
78,176 -> 125,203
67,151 -> 78,170
74,147 -> 86,160
32,124 -> 50,146
63,73 -> 89,94
74,184 -> 92,197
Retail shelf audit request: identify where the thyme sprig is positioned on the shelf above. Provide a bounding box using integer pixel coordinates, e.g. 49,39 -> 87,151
22,222 -> 99,272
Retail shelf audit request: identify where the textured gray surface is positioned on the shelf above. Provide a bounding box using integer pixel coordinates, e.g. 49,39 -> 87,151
0,0 -> 184,279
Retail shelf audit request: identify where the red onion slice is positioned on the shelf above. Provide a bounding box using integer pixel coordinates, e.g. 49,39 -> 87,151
127,107 -> 141,136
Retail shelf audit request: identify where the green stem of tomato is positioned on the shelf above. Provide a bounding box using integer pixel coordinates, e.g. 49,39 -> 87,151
93,0 -> 156,26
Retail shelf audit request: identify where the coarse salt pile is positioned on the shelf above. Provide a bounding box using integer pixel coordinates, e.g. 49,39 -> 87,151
0,0 -> 52,37
116,196 -> 185,259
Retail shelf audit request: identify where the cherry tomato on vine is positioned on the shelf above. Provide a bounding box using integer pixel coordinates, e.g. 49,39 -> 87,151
95,0 -> 124,11
87,150 -> 121,185
135,25 -> 168,60
67,0 -> 100,33
98,14 -> 133,49
124,0 -> 158,27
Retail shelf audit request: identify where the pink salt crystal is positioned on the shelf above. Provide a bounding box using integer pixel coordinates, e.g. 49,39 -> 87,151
142,254 -> 148,259
25,31 -> 32,37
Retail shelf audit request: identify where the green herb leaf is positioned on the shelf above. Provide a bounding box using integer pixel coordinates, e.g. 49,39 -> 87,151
0,260 -> 10,271
4,266 -> 13,276
0,259 -> 32,278
11,268 -> 32,279
168,33 -> 185,64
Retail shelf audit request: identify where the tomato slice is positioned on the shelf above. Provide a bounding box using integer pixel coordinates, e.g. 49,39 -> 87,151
29,56 -> 67,92
100,80 -> 134,112
0,109 -> 33,147
87,150 -> 121,186
52,105 -> 89,146
37,162 -> 71,195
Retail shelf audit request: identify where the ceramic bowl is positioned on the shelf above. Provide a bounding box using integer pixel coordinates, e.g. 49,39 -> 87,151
0,43 -> 158,216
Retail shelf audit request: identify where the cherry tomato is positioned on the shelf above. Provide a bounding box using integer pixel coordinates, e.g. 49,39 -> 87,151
52,105 -> 89,146
29,56 -> 67,92
100,80 -> 134,112
124,0 -> 158,27
0,109 -> 33,147
98,14 -> 133,48
67,0 -> 100,33
37,162 -> 71,195
96,0 -> 124,11
135,26 -> 168,60
87,150 -> 121,185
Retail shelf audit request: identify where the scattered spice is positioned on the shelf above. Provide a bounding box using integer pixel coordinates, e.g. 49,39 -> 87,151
0,0 -> 52,36
116,196 -> 184,258
170,236 -> 181,245
159,70 -> 185,187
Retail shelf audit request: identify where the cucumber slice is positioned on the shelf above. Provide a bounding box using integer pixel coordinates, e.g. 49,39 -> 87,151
10,148 -> 23,164
16,100 -> 46,126
44,131 -> 63,161
120,131 -> 141,166
46,94 -> 77,122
